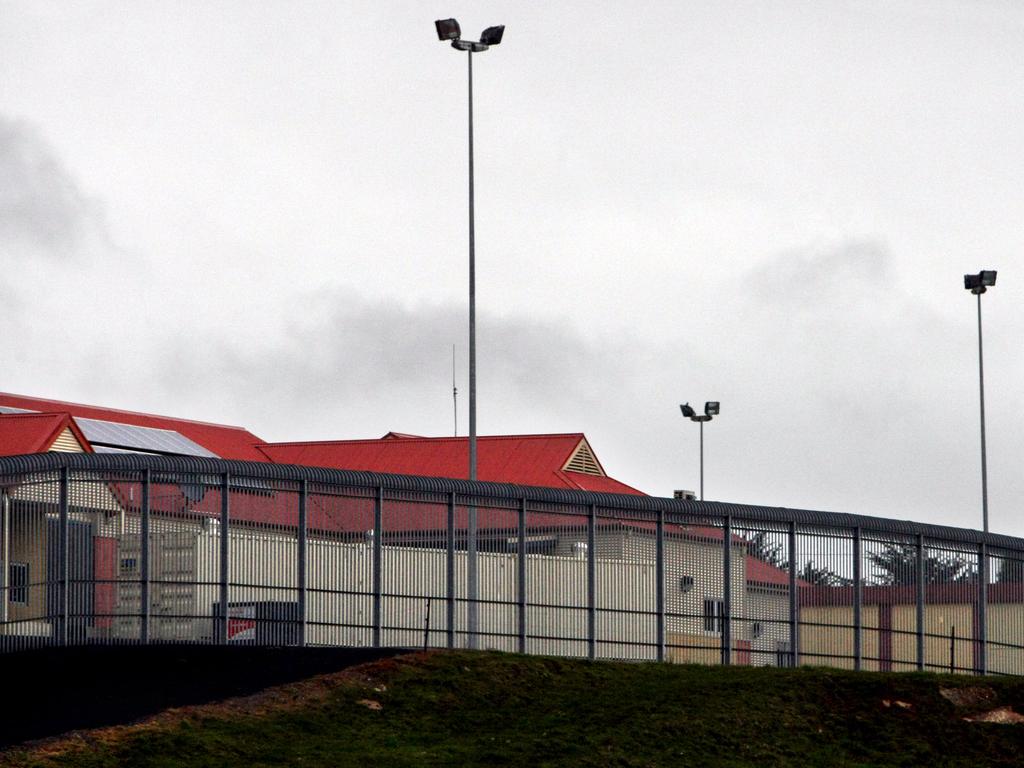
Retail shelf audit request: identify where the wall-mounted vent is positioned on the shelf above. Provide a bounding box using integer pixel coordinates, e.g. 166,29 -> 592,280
563,440 -> 604,476
51,427 -> 85,453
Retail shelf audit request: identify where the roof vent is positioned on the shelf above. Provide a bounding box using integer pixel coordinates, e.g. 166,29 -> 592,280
563,439 -> 604,476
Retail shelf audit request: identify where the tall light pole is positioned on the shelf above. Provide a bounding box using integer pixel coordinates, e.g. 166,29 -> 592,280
964,270 -> 997,533
680,402 -> 720,501
435,18 -> 504,482
435,18 -> 504,648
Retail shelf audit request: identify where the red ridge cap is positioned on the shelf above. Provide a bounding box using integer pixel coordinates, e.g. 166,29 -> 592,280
264,433 -> 587,448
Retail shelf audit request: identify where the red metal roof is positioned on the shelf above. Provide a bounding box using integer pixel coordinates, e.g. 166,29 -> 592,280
0,393 -> 795,588
0,412 -> 92,456
258,434 -> 645,495
746,555 -> 809,587
0,392 -> 268,461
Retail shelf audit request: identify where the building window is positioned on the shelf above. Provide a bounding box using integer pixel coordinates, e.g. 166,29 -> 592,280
8,562 -> 28,605
703,598 -> 724,633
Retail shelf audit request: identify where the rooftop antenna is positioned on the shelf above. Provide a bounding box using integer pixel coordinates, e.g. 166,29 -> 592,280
452,344 -> 458,437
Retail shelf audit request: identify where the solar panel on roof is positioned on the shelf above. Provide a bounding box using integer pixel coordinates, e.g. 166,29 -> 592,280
92,445 -> 152,455
76,418 -> 219,458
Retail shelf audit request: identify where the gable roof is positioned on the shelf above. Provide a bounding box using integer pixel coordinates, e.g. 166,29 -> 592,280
258,433 -> 645,495
0,392 -> 268,461
0,412 -> 92,457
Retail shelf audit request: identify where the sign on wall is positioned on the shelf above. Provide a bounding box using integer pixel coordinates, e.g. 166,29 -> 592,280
227,604 -> 257,642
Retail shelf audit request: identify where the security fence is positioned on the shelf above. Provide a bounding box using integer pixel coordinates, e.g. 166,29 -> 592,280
1,452 -> 1022,675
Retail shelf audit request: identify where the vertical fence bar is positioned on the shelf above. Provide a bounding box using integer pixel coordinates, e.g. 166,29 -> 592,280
140,469 -> 151,645
297,479 -> 307,648
722,514 -> 732,666
587,503 -> 596,661
219,473 -> 230,645
0,490 -> 8,626
655,508 -> 665,663
58,466 -> 69,647
517,497 -> 527,655
978,542 -> 987,675
853,526 -> 862,672
372,486 -> 383,648
788,520 -> 799,667
446,492 -> 455,649
916,533 -> 925,671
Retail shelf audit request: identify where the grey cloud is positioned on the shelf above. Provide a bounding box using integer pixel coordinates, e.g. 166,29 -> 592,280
144,290 -> 637,437
0,116 -> 104,256
53,238 -> 1022,536
743,239 -> 892,306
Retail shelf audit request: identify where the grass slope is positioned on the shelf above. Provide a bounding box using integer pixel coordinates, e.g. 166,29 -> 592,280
4,651 -> 1024,767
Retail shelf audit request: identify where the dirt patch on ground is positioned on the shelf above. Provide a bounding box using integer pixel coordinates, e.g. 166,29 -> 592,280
4,651 -> 429,764
939,686 -> 997,709
963,706 -> 1024,725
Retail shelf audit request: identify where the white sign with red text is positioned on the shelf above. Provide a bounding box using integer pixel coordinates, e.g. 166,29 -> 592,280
227,604 -> 257,642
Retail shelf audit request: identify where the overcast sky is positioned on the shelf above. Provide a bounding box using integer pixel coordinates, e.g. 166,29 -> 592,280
1,1 -> 1021,535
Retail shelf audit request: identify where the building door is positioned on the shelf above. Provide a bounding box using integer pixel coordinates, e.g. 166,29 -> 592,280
46,519 -> 95,642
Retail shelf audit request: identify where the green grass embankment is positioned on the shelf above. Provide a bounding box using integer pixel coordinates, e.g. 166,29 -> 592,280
5,651 -> 1024,767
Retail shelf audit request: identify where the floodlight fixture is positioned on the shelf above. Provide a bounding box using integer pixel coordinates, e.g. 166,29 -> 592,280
705,401 -> 720,417
480,25 -> 505,46
436,18 -> 504,51
435,18 -> 461,41
964,270 -> 997,295
680,403 -> 696,419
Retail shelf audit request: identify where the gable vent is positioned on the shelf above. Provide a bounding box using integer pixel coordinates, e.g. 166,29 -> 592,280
563,440 -> 604,476
50,427 -> 85,453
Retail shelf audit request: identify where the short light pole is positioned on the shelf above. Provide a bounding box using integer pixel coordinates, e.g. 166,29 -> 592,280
964,270 -> 997,533
435,18 -> 504,648
680,402 -> 720,501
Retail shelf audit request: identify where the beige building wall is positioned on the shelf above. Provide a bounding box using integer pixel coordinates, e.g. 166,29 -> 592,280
987,603 -> 1024,676
799,605 -> 878,670
4,508 -> 49,626
890,604 -> 920,671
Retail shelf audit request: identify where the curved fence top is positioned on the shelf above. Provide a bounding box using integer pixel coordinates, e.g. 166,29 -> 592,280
0,451 -> 1019,551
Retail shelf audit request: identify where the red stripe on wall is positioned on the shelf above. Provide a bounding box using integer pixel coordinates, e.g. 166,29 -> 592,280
94,537 -> 118,630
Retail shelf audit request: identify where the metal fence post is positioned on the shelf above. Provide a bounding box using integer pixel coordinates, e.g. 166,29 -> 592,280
0,489 -> 8,627
219,473 -> 230,645
58,466 -> 69,647
722,514 -> 732,666
297,479 -> 307,648
140,469 -> 151,645
655,509 -> 665,663
372,486 -> 383,648
517,497 -> 527,655
587,504 -> 596,661
853,526 -> 862,672
978,542 -> 988,675
446,492 -> 455,649
916,533 -> 925,671
788,521 -> 799,667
